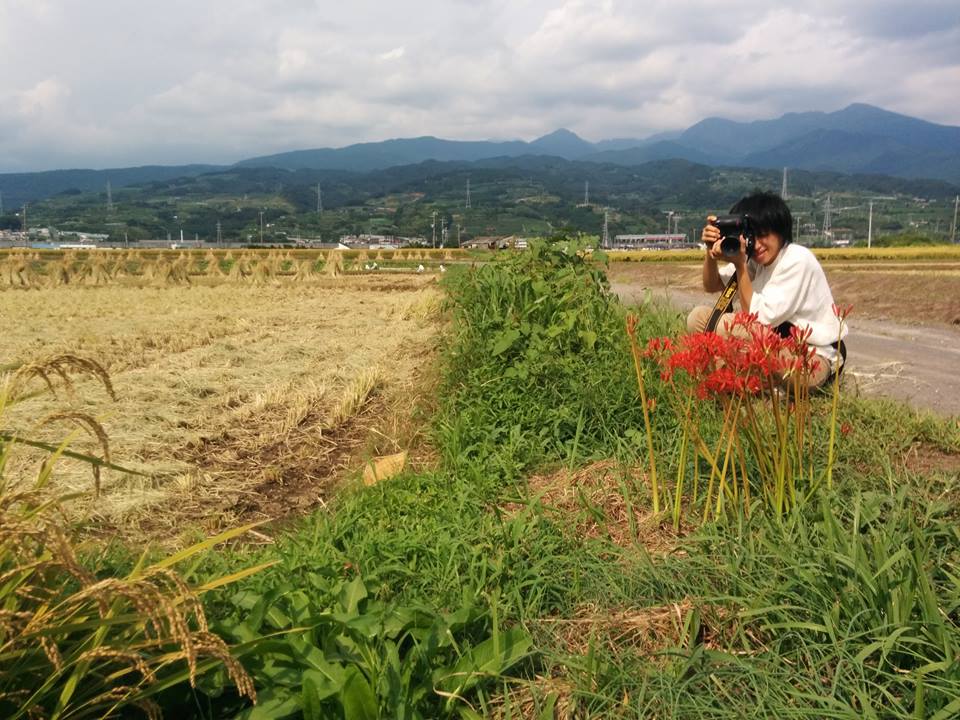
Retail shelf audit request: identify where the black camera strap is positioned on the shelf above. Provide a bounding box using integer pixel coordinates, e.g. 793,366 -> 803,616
705,274 -> 739,332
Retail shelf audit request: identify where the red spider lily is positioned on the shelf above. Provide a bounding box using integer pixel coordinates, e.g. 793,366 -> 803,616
832,303 -> 854,321
645,313 -> 826,398
840,422 -> 852,436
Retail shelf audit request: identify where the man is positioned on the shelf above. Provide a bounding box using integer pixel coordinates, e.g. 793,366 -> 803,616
686,191 -> 847,388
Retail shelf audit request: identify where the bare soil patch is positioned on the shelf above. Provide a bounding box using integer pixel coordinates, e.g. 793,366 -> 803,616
900,442 -> 960,477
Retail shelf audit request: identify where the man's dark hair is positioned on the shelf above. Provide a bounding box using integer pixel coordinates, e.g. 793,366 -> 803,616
730,191 -> 793,244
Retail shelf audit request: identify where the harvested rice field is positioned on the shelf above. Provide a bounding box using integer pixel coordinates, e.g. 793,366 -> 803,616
0,273 -> 442,538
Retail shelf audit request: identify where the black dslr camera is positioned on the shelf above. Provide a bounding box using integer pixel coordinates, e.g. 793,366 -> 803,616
712,214 -> 755,259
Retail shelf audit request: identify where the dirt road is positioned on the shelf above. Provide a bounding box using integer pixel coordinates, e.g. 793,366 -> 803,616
611,263 -> 960,418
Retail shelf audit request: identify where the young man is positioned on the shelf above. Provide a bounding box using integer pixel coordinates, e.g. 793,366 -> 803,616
686,191 -> 847,388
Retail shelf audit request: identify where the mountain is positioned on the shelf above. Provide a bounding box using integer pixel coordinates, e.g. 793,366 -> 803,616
5,104 -> 959,208
0,164 -> 224,210
528,128 -> 596,158
586,140 -> 721,166
236,130 -> 599,173
675,104 -> 960,182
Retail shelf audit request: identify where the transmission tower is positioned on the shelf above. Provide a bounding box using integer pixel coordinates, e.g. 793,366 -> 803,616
316,184 -> 323,215
867,201 -> 874,248
952,195 -> 959,244
821,195 -> 832,243
216,220 -> 222,245
584,181 -> 589,206
465,179 -> 471,209
106,180 -> 113,213
431,211 -> 437,248
781,167 -> 788,200
602,208 -> 610,248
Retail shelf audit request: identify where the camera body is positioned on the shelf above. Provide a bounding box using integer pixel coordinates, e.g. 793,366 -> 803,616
713,214 -> 755,259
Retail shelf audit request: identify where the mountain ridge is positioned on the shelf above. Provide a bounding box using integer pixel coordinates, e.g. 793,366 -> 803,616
3,104 -> 958,208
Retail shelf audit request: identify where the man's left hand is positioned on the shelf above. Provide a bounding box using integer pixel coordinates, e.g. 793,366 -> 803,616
731,235 -> 749,271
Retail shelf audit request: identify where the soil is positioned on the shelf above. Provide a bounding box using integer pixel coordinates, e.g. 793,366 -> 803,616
610,261 -> 960,417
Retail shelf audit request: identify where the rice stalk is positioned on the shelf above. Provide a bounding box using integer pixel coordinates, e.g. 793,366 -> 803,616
328,368 -> 383,428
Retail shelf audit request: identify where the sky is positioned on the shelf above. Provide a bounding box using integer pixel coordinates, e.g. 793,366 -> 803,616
1,0 -> 959,172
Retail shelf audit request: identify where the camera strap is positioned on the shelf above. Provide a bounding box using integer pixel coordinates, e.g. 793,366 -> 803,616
705,275 -> 738,332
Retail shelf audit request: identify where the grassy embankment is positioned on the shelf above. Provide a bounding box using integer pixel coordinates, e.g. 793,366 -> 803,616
190,241 -> 959,718
5,240 -> 960,718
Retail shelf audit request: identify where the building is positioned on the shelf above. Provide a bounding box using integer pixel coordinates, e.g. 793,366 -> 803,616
612,233 -> 694,250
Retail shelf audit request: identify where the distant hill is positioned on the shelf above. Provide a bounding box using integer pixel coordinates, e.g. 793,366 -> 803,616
0,165 -> 224,209
4,103 -> 959,207
235,104 -> 960,183
676,104 -> 960,183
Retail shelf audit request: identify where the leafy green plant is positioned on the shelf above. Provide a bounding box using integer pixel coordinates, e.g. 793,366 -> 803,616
194,574 -> 531,719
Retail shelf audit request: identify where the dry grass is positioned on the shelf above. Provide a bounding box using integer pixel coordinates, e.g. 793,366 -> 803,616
0,275 -> 441,539
513,460 -> 686,552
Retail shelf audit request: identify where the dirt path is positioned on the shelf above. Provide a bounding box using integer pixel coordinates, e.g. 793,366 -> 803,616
611,265 -> 960,418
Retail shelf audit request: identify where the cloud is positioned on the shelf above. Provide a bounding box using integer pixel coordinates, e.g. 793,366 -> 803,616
0,0 -> 957,171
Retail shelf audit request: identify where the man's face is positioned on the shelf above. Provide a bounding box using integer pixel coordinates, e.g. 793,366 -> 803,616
752,231 -> 784,266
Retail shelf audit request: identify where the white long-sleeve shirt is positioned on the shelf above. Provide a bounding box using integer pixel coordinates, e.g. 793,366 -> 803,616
719,243 -> 848,365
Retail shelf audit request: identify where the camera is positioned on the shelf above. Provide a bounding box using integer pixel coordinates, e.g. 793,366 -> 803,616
712,214 -> 755,259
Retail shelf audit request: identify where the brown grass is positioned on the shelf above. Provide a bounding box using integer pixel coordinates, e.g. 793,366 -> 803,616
0,276 -> 441,539
514,460 -> 685,552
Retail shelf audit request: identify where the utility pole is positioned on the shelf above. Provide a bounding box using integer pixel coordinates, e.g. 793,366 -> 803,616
442,217 -> 448,247
952,195 -> 959,244
465,179 -> 471,209
0,191 -> 4,215
584,181 -> 589,206
316,184 -> 322,215
216,220 -> 222,245
602,208 -> 609,249
663,210 -> 675,234
259,211 -> 264,244
867,201 -> 874,249
794,213 -> 804,241
22,204 -> 27,234
457,223 -> 461,246
781,167 -> 788,200
431,211 -> 437,249
106,180 -> 113,213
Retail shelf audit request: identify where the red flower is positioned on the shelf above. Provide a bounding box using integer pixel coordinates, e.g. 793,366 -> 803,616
832,303 -> 854,321
840,422 -> 852,436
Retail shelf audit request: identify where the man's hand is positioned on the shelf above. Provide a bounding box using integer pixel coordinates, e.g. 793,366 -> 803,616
702,216 -> 721,255
729,234 -> 749,271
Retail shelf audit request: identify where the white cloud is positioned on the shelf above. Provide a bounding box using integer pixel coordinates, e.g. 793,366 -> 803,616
0,0 -> 957,171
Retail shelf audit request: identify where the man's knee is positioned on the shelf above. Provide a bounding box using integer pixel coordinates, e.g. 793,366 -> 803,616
687,305 -> 712,334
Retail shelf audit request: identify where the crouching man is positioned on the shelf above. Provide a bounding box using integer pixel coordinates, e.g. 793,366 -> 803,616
686,191 -> 847,389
